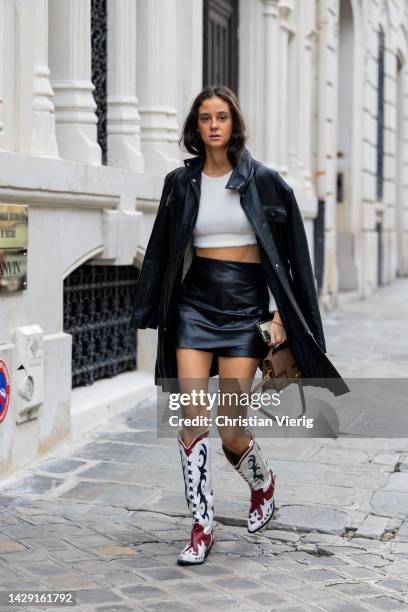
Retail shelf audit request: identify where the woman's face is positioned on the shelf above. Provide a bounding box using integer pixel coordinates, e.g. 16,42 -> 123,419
196,97 -> 233,151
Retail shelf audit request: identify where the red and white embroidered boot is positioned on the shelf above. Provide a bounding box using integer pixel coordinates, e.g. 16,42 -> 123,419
223,436 -> 276,533
177,430 -> 214,565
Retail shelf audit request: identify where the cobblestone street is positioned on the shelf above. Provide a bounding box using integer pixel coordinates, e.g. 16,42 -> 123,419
0,280 -> 407,612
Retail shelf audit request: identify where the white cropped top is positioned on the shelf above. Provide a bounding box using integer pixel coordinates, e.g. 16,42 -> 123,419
192,170 -> 277,313
193,170 -> 256,248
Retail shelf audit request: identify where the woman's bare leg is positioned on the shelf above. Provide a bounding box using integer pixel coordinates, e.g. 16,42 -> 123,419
217,355 -> 276,533
176,348 -> 214,446
217,355 -> 259,455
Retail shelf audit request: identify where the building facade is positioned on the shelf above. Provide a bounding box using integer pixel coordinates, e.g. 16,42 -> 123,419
0,0 -> 407,474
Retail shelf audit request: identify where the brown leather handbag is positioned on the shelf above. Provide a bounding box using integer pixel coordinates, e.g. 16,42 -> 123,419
251,341 -> 306,419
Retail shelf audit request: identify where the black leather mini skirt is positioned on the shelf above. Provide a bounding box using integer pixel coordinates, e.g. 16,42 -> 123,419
174,255 -> 271,358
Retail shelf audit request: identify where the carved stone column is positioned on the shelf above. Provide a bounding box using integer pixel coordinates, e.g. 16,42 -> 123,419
31,0 -> 58,156
107,0 -> 144,171
49,0 -> 101,165
296,0 -> 316,197
316,0 -> 336,302
136,0 -> 180,173
262,0 -> 280,168
14,0 -> 58,155
277,0 -> 293,173
0,1 -> 4,136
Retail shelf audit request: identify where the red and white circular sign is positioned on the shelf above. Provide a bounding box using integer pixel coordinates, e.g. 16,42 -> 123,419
0,360 -> 11,424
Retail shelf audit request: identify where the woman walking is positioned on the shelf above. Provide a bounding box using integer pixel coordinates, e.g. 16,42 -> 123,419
130,86 -> 348,566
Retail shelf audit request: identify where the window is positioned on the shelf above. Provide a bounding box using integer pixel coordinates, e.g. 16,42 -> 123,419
203,0 -> 239,91
376,27 -> 385,200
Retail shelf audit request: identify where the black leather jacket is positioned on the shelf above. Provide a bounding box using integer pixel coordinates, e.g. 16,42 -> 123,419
131,147 -> 349,396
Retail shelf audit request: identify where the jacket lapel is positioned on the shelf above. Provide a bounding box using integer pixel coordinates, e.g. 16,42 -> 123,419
180,156 -> 202,239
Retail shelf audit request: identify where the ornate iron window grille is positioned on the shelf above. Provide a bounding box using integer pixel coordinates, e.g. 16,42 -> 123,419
91,0 -> 108,164
203,0 -> 239,92
63,265 -> 138,388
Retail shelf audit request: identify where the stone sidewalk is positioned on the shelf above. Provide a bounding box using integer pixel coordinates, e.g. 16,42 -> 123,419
0,279 -> 408,611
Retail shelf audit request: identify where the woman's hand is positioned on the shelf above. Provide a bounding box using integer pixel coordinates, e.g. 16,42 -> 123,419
268,311 -> 287,348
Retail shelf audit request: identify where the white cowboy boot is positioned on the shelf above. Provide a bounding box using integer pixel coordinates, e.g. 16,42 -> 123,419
177,430 -> 214,565
223,435 -> 276,533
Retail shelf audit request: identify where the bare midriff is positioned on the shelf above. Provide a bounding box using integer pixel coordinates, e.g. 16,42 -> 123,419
195,243 -> 261,264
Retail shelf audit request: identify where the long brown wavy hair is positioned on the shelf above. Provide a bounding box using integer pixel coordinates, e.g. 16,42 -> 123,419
179,86 -> 247,167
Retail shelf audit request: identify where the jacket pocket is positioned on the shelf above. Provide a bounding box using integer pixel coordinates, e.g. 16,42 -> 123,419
263,205 -> 288,222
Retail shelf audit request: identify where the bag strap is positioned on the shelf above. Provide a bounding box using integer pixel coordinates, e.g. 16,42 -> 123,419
250,379 -> 306,420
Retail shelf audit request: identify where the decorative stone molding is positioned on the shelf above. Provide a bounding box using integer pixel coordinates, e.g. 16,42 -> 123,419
278,0 -> 293,20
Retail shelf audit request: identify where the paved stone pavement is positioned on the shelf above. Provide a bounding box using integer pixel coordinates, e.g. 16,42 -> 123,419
0,279 -> 408,611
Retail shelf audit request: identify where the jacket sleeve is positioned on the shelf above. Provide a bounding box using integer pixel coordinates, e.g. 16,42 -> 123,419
285,186 -> 327,353
130,171 -> 175,330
